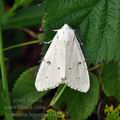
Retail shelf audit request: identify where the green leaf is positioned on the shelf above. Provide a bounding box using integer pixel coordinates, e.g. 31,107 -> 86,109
54,74 -> 99,120
42,109 -> 65,120
104,105 -> 120,120
14,0 -> 33,7
12,66 -> 47,109
3,4 -> 44,29
45,109 -> 57,120
102,62 -> 120,101
44,0 -> 120,63
0,93 -> 4,116
81,0 -> 120,63
44,0 -> 98,39
105,112 -> 120,120
0,0 -> 4,16
0,0 -> 4,25
0,79 -> 5,116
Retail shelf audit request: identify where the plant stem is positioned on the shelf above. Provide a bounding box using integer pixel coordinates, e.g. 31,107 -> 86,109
89,64 -> 101,71
50,85 -> 67,106
0,28 -> 13,120
3,40 -> 40,51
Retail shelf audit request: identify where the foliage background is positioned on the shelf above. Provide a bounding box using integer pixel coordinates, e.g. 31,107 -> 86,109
0,0 -> 120,120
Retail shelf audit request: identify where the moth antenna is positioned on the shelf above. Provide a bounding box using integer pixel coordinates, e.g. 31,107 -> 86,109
53,29 -> 60,32
74,30 -> 84,47
43,41 -> 52,44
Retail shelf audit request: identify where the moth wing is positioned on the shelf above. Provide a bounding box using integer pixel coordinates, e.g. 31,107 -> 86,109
35,35 -> 62,91
64,37 -> 90,92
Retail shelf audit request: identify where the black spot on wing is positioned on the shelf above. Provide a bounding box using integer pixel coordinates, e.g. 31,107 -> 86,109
78,62 -> 81,64
47,61 -> 51,65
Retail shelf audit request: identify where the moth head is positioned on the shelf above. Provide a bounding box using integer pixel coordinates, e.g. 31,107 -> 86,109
62,24 -> 69,29
58,24 -> 75,44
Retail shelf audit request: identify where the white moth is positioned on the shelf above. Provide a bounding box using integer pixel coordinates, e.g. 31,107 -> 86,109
35,24 -> 90,92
